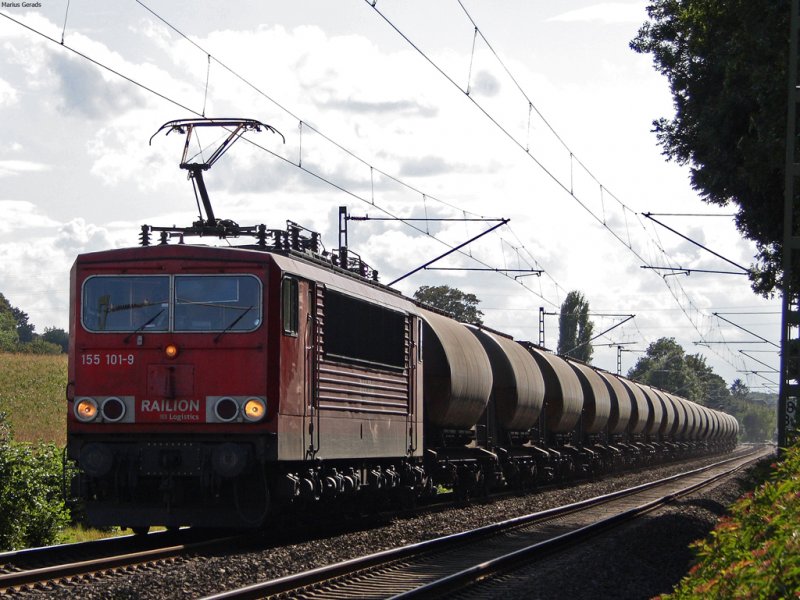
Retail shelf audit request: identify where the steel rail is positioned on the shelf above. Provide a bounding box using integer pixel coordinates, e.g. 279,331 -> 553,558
202,447 -> 765,600
0,531 -> 245,593
392,449 -> 765,598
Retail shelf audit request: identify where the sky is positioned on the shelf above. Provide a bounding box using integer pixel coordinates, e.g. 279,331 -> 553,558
0,0 -> 781,392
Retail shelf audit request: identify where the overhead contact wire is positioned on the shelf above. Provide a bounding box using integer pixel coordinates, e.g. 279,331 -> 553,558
365,0 -> 746,371
130,0 -> 563,304
364,0 -> 654,269
0,11 -> 199,115
135,0 -> 485,220
2,4 -> 613,318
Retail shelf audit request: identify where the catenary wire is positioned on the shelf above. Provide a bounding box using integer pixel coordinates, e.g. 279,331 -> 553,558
2,5 -> 759,371
0,8 -> 561,309
363,0 -> 751,375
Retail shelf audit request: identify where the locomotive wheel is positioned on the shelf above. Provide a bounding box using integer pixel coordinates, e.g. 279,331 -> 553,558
131,526 -> 150,535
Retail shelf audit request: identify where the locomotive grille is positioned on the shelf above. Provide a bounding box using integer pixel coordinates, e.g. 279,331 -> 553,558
317,365 -> 410,416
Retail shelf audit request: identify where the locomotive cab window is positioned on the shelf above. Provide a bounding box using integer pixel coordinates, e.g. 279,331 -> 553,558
82,276 -> 170,332
82,275 -> 261,333
282,277 -> 299,335
324,291 -> 406,369
174,275 -> 261,332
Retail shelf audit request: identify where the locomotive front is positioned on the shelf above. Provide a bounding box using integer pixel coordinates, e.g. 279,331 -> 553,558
67,244 -> 275,530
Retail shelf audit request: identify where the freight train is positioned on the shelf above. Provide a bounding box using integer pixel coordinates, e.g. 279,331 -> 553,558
66,220 -> 738,531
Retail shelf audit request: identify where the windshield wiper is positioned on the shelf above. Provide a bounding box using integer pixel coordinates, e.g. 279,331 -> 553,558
123,308 -> 167,343
214,306 -> 254,343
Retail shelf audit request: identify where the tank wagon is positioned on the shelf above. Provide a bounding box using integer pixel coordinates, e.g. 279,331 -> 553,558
67,223 -> 738,530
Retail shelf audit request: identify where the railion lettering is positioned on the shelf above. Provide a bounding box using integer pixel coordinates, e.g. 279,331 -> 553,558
140,399 -> 200,413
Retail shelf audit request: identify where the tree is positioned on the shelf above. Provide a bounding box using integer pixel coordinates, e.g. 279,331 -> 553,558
0,294 -> 19,352
728,378 -> 775,442
627,337 -> 731,406
0,293 -> 36,348
0,294 -> 65,354
730,378 -> 749,402
628,337 -> 694,396
0,312 -> 18,352
557,291 -> 594,362
685,353 -> 732,409
631,0 -> 789,296
41,327 -> 68,353
413,285 -> 484,325
741,408 -> 773,442
10,307 -> 34,343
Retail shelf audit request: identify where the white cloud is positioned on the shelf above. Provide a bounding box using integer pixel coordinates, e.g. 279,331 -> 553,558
49,53 -> 145,119
0,77 -> 17,107
549,3 -> 648,24
0,238 -> 72,330
0,217 -> 120,330
0,160 -> 49,178
0,199 -> 59,232
54,218 -> 115,255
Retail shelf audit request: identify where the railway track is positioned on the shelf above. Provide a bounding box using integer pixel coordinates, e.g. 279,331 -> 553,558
0,448 -> 763,596
202,447 -> 768,600
0,528 -> 242,594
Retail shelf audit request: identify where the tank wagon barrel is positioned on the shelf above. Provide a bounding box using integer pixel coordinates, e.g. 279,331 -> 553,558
469,327 -> 545,431
567,361 -> 611,435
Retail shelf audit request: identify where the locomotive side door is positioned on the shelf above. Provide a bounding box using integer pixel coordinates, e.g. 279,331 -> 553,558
408,315 -> 422,456
304,282 -> 320,459
278,275 -> 318,461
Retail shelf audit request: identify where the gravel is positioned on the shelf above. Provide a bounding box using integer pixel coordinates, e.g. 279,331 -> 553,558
15,450 -> 766,599
453,472 -> 751,600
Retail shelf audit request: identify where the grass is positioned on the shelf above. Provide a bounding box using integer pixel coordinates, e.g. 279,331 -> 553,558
59,524 -> 167,544
58,524 -> 125,544
0,352 -> 67,446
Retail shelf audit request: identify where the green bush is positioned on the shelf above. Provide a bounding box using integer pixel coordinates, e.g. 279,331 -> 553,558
661,444 -> 800,599
18,338 -> 63,355
0,311 -> 18,351
0,412 -> 71,550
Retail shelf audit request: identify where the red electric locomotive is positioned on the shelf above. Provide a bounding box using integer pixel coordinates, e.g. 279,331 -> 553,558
67,225 -> 429,529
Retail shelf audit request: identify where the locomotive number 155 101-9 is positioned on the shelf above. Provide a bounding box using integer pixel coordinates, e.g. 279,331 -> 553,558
81,352 -> 135,367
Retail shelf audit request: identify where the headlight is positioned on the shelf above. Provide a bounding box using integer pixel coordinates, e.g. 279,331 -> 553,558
80,442 -> 113,477
243,397 -> 266,422
214,397 -> 239,422
101,397 -> 126,422
74,397 -> 99,422
212,443 -> 248,478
